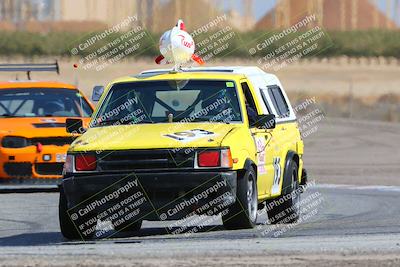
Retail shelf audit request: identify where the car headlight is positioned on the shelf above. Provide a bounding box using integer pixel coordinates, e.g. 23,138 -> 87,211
196,148 -> 233,168
1,136 -> 29,148
62,154 -> 97,175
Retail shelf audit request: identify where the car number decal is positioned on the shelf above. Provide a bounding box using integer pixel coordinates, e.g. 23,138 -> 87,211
271,157 -> 281,195
164,129 -> 215,142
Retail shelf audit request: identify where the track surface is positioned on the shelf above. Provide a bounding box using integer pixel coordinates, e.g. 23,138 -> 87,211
0,119 -> 399,266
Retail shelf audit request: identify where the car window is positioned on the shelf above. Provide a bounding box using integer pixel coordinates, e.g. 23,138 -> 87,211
259,89 -> 273,114
0,88 -> 92,118
93,80 -> 242,126
241,82 -> 257,111
267,86 -> 290,117
240,82 -> 258,126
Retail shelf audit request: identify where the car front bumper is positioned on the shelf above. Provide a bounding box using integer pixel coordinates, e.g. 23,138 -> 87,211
0,146 -> 68,180
62,170 -> 237,221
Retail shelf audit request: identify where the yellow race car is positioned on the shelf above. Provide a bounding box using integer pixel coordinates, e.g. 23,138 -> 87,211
59,66 -> 306,239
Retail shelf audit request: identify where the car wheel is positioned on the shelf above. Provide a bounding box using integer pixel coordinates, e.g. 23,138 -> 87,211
222,167 -> 258,230
59,186 -> 81,240
266,160 -> 300,224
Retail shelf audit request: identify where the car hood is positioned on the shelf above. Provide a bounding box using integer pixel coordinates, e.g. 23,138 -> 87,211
70,123 -> 240,152
0,117 -> 90,138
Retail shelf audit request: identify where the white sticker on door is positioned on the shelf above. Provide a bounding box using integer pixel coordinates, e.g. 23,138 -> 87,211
271,157 -> 281,195
255,136 -> 266,174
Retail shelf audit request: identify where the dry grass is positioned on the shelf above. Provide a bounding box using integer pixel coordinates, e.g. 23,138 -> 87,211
290,92 -> 400,122
0,57 -> 399,122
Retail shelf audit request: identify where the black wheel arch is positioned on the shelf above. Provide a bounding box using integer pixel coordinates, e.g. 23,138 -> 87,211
242,158 -> 258,181
282,151 -> 300,195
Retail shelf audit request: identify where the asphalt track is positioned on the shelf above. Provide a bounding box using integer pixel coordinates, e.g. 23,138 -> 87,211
0,119 -> 399,266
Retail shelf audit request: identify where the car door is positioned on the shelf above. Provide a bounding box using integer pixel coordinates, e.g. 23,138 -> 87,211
261,85 -> 294,196
240,80 -> 279,198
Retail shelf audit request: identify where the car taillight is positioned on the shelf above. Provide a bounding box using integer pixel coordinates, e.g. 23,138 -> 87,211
197,148 -> 233,168
75,154 -> 97,171
198,151 -> 220,167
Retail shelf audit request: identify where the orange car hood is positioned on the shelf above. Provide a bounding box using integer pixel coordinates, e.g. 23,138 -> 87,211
0,117 -> 90,138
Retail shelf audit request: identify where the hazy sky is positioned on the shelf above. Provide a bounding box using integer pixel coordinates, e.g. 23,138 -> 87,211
221,0 -> 399,25
37,0 -> 399,25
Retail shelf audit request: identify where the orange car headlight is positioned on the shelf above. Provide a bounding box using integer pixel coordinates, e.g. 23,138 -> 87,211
1,136 -> 29,148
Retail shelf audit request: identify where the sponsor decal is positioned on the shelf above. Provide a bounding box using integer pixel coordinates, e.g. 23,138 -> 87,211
254,136 -> 266,174
164,129 -> 215,142
271,157 -> 282,195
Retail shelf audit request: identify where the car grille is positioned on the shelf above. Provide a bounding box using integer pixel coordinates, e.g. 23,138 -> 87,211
35,163 -> 64,176
4,162 -> 32,177
30,137 -> 75,146
97,149 -> 195,172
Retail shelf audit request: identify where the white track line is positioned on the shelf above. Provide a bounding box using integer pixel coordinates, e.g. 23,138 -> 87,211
313,183 -> 400,192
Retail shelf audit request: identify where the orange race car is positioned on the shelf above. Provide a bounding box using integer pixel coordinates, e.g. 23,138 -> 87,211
0,63 -> 94,182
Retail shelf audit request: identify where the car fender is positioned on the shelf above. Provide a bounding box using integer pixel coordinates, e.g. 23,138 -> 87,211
241,158 -> 257,181
281,150 -> 299,195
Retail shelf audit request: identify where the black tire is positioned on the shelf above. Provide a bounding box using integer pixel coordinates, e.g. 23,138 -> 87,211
222,167 -> 258,230
266,160 -> 300,224
115,220 -> 142,232
59,187 -> 81,240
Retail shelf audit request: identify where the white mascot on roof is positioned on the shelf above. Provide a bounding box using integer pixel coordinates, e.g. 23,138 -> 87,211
155,19 -> 204,69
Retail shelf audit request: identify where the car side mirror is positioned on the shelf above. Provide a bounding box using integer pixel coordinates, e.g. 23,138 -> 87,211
252,114 -> 276,129
66,118 -> 85,134
92,85 -> 104,102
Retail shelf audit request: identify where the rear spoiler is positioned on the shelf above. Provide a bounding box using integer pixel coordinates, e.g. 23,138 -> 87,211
0,61 -> 59,80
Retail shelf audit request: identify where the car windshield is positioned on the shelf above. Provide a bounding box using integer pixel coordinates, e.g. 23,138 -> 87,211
93,80 -> 242,126
0,88 -> 92,118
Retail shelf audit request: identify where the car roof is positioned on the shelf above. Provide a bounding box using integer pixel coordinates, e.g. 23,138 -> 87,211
139,66 -> 295,123
0,80 -> 77,90
110,72 -> 244,85
103,65 -> 296,123
109,66 -> 280,84
138,66 -> 277,79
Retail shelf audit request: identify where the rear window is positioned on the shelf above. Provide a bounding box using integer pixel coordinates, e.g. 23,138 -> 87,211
266,86 -> 290,117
